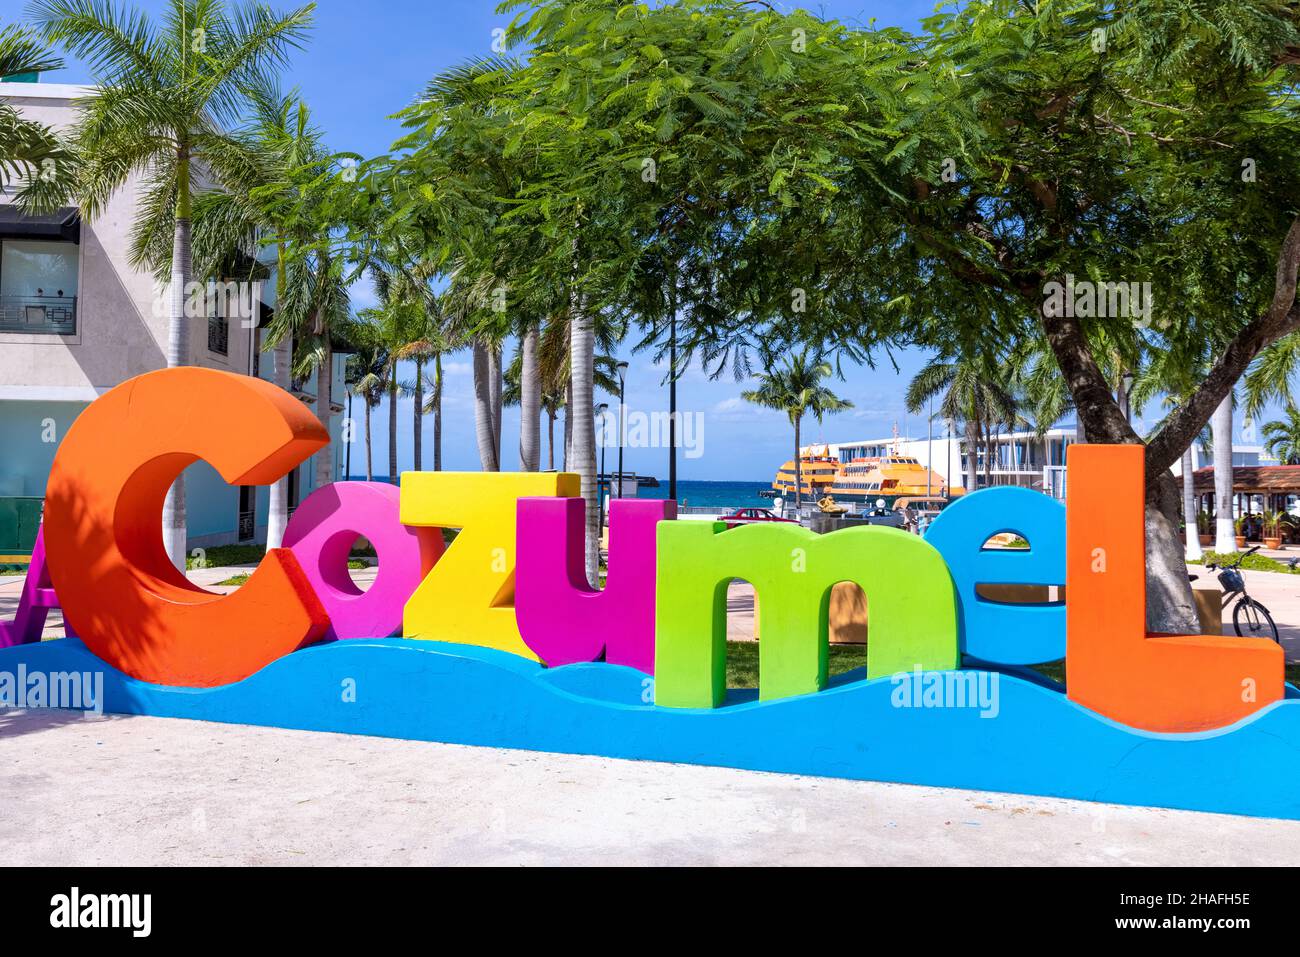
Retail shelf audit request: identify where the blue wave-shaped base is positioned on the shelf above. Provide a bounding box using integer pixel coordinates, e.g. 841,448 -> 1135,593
6,637 -> 1300,820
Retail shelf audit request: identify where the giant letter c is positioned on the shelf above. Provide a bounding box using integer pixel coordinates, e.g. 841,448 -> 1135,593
44,368 -> 331,686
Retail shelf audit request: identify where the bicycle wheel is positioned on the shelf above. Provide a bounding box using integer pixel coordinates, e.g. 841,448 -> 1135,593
1233,598 -> 1280,643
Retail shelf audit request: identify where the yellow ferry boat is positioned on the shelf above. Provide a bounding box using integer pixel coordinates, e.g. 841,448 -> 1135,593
828,454 -> 964,506
771,447 -> 841,500
770,440 -> 964,509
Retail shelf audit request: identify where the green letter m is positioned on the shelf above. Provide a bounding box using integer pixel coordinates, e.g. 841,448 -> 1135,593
654,522 -> 958,708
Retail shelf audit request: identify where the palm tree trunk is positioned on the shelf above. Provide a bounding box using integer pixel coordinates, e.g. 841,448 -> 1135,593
387,372 -> 398,483
413,355 -> 424,471
1182,445 -> 1203,560
472,338 -> 499,471
547,408 -> 556,470
519,326 -> 541,470
433,353 -> 443,471
793,415 -> 803,510
563,379 -> 573,470
1212,394 -> 1236,553
490,342 -> 503,467
364,401 -> 373,482
964,416 -> 981,491
266,246 -> 291,549
570,302 -> 599,584
315,333 -> 333,489
162,175 -> 191,570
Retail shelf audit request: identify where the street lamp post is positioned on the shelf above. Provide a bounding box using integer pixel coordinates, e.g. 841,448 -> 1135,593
616,361 -> 629,499
596,402 -> 609,531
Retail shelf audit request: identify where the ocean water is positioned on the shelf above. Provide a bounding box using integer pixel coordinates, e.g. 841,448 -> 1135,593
637,479 -> 772,509
347,476 -> 772,509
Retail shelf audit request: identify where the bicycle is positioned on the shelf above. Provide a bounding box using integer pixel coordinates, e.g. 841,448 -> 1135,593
1193,546 -> 1280,642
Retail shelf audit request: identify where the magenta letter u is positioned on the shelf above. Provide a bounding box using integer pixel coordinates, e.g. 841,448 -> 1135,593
516,497 -> 674,673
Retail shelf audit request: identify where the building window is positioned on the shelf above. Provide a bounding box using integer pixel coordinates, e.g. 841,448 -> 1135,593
237,486 -> 255,542
208,314 -> 228,356
0,239 -> 78,334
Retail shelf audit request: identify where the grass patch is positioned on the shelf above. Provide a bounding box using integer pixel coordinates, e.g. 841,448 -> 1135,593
216,558 -> 367,587
724,640 -> 866,689
1029,658 -> 1300,689
187,544 -> 264,569
190,543 -> 375,571
1189,551 -> 1300,574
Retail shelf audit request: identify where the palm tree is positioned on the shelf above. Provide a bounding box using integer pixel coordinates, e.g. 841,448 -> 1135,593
742,352 -> 853,510
33,0 -> 314,567
421,362 -> 444,470
906,352 -> 1017,493
1263,408 -> 1300,465
188,84 -> 325,547
0,22 -> 74,205
345,332 -> 387,482
504,337 -> 620,472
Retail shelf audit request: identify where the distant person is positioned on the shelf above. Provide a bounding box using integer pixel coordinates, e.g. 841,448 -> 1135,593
901,506 -> 918,534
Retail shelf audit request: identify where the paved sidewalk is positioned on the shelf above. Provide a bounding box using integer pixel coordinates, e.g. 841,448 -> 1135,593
1,710 -> 1297,866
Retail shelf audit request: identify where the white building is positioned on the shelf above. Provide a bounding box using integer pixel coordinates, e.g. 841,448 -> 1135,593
0,79 -> 350,555
803,427 -> 1274,502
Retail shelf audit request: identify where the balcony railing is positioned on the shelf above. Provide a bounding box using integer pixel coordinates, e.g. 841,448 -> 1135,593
0,295 -> 77,335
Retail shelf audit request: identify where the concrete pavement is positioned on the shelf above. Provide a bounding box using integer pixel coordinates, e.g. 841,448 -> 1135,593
3,710 -> 1299,865
5,559 -> 1300,865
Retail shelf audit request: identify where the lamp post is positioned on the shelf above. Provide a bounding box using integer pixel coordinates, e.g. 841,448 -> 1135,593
596,402 -> 609,530
668,306 -> 677,504
616,361 -> 629,499
926,394 -> 933,497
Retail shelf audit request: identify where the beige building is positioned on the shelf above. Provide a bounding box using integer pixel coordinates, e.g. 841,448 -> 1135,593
0,79 -> 348,554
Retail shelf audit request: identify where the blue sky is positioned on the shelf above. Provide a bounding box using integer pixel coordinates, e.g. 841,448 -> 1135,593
41,0 -> 1095,481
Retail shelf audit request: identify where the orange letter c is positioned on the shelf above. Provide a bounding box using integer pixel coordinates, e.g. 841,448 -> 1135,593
44,368 -> 331,686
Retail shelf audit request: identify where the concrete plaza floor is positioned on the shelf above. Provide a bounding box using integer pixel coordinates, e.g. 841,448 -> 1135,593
4,560 -> 1300,865
3,709 -> 1299,866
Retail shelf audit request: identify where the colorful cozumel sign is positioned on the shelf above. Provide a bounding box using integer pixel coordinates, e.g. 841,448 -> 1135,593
4,368 -> 1299,820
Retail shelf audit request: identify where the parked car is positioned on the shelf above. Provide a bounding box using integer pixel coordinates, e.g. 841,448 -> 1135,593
720,507 -> 800,528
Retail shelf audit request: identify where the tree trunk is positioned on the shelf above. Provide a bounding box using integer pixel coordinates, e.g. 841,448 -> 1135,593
387,371 -> 398,483
162,194 -> 191,569
563,379 -> 573,471
519,326 -> 541,470
1147,470 -> 1202,633
547,408 -> 557,470
964,416 -> 980,492
1212,394 -> 1236,554
792,416 -> 803,509
433,354 -> 442,471
1182,445 -> 1203,561
364,401 -> 373,482
472,338 -> 499,471
413,355 -> 424,471
570,304 -> 599,584
315,334 -> 333,489
489,342 -> 503,468
1039,299 -> 1201,633
266,247 -> 290,549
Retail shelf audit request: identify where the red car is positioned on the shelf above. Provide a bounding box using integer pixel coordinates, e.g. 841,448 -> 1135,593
719,507 -> 800,528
